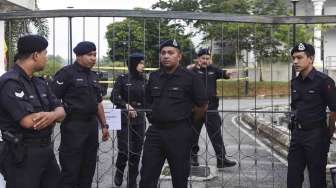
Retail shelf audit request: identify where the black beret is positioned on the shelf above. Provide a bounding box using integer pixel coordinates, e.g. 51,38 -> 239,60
291,42 -> 315,57
159,39 -> 180,51
129,52 -> 144,64
17,35 -> 48,54
73,41 -> 96,55
197,48 -> 211,57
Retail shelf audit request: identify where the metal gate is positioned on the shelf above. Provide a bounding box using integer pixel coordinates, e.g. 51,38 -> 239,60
1,9 -> 336,188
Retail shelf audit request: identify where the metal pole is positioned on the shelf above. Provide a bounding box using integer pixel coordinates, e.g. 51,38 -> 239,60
291,0 -> 299,79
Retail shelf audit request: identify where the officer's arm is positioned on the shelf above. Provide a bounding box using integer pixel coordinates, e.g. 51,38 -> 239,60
218,67 -> 230,79
20,107 -> 65,129
0,81 -> 35,129
323,78 -> 336,137
329,112 -> 336,137
96,102 -> 110,141
96,102 -> 107,128
191,73 -> 208,122
51,69 -> 69,98
193,103 -> 208,123
47,82 -> 66,122
145,74 -> 154,122
110,76 -> 127,108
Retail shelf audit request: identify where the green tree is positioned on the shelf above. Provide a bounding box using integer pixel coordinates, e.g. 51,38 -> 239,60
152,0 -> 314,82
106,16 -> 195,68
5,2 -> 49,68
35,55 -> 64,77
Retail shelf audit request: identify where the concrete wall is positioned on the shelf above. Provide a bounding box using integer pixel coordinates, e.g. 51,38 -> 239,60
247,63 -> 292,82
0,0 -> 35,76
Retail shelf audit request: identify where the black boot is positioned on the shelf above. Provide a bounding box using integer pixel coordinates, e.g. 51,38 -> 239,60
191,155 -> 199,166
114,170 -> 124,186
217,157 -> 236,169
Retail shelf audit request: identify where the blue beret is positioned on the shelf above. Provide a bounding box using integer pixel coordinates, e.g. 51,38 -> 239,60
291,42 -> 315,56
17,35 -> 48,54
197,48 -> 211,57
160,39 -> 180,51
129,52 -> 144,64
73,41 -> 96,55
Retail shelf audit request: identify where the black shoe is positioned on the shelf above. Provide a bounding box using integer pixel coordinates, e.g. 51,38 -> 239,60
217,157 -> 236,168
191,155 -> 199,166
114,171 -> 123,186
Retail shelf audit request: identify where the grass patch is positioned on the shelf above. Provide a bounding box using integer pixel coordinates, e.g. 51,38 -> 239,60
217,80 -> 289,97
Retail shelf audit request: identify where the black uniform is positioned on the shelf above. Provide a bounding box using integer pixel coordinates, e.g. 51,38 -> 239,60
110,73 -> 146,186
139,66 -> 207,188
0,64 -> 61,188
288,68 -> 336,188
51,62 -> 102,188
190,64 -> 229,161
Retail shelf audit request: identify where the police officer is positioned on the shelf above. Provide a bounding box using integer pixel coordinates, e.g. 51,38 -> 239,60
287,43 -> 336,188
139,40 -> 208,188
111,53 -> 146,187
51,41 -> 110,188
188,48 -> 236,168
0,34 -> 66,188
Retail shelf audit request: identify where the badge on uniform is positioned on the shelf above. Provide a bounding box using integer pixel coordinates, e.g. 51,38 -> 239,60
173,39 -> 178,47
14,90 -> 24,98
298,43 -> 305,51
56,80 -> 64,85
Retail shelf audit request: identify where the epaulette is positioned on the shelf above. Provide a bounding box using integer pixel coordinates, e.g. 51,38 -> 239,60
0,70 -> 20,89
315,71 -> 328,79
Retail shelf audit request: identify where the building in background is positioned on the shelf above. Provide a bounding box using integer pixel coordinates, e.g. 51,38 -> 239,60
0,0 -> 36,76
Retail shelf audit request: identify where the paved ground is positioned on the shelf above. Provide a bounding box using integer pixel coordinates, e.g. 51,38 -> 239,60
48,98 -> 316,188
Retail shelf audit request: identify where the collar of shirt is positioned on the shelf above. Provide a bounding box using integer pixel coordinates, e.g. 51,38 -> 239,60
297,67 -> 316,81
74,61 -> 91,73
159,65 -> 183,78
129,72 -> 144,80
13,64 -> 32,81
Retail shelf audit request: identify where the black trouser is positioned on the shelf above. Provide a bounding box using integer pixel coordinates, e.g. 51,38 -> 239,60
287,127 -> 330,188
139,121 -> 193,188
116,122 -> 145,185
4,144 -> 60,188
59,117 -> 98,188
191,111 -> 226,159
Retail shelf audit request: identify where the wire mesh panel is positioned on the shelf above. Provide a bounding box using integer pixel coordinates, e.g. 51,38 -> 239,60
2,9 -> 336,188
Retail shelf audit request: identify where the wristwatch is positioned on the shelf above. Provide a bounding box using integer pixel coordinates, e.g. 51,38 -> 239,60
103,124 -> 109,129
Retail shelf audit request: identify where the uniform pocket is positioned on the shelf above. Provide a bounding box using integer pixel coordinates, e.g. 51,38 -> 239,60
151,87 -> 161,97
167,87 -> 183,98
75,81 -> 89,88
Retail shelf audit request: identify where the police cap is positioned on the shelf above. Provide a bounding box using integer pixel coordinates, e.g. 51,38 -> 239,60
197,48 -> 211,57
17,34 -> 48,54
159,39 -> 180,51
291,42 -> 315,57
73,41 -> 96,56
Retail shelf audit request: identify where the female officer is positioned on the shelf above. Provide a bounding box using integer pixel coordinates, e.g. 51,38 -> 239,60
110,53 -> 146,188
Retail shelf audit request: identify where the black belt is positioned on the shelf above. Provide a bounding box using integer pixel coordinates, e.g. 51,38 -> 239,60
23,137 -> 51,147
68,114 -> 96,121
152,118 -> 190,129
294,121 -> 327,130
